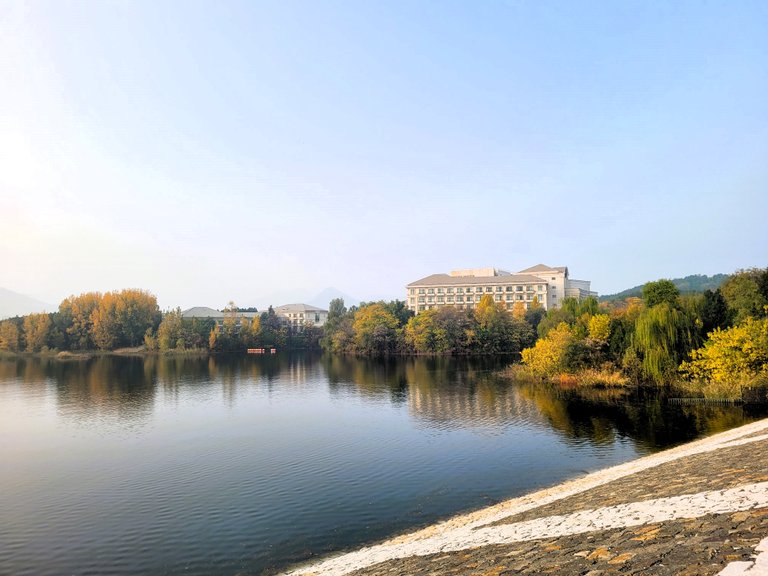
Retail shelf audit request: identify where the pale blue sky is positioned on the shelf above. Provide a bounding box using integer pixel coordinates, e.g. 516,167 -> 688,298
2,0 -> 766,310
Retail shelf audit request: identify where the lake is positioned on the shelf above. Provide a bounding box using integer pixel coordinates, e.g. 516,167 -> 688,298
1,353 -> 765,575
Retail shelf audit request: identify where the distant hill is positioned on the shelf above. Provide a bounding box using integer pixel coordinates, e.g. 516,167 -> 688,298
600,274 -> 730,302
309,287 -> 360,310
0,288 -> 54,320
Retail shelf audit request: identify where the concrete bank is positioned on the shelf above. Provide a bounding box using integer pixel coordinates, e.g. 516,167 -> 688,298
284,419 -> 768,576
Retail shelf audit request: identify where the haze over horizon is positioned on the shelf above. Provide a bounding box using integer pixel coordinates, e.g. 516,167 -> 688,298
3,1 -> 766,311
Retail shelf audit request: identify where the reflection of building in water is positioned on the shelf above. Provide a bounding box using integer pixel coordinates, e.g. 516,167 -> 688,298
280,356 -> 325,386
407,380 -> 546,430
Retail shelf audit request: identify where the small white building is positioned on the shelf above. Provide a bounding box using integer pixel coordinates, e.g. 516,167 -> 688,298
274,304 -> 328,330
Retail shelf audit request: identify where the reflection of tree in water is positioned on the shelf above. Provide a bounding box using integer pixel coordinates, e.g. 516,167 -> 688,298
7,356 -> 160,428
323,355 -> 410,403
323,356 -> 543,428
516,381 -> 768,452
3,355 -> 765,450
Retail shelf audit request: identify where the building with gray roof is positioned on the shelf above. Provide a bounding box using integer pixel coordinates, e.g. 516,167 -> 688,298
406,264 -> 595,314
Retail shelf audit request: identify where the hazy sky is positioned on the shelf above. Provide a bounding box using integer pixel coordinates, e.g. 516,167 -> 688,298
2,0 -> 766,310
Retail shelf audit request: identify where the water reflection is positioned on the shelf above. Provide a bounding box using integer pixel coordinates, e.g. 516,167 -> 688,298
2,353 -> 767,576
1,354 -> 765,450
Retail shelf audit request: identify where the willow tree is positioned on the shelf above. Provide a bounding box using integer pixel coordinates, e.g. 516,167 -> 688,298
631,302 -> 695,385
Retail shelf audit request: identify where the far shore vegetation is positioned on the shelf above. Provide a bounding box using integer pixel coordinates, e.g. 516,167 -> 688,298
1,267 -> 766,400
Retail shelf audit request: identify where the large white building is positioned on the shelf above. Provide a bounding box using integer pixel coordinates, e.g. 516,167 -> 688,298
406,264 -> 596,314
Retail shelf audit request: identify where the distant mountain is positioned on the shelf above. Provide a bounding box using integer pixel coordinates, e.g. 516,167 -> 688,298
0,288 -> 54,320
600,274 -> 730,302
309,287 -> 360,310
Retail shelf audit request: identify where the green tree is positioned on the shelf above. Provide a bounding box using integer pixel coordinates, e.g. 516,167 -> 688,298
642,279 -> 680,308
474,295 -> 533,355
700,289 -> 732,334
720,268 -> 768,323
631,302 -> 695,385
404,308 -> 443,353
157,308 -> 184,352
258,306 -> 286,347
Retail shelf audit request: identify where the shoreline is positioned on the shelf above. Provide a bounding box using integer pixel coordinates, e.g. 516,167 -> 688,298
283,418 -> 768,576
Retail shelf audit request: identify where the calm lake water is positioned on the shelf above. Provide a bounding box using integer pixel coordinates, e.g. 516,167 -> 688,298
1,354 -> 765,575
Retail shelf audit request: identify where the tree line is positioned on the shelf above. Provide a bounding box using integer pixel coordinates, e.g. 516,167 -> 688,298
519,267 -> 768,397
0,294 -> 322,354
1,267 -> 765,399
320,297 -> 539,356
0,290 -> 161,353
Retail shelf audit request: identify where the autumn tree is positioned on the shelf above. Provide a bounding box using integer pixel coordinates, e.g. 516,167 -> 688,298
113,289 -> 161,346
521,322 -> 576,377
157,308 -> 184,351
23,313 -> 52,352
352,303 -> 400,355
59,292 -> 101,350
680,317 -> 768,395
0,319 -> 21,352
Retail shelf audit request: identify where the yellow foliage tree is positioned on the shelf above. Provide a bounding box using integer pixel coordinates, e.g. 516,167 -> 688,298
23,313 -> 52,352
588,314 -> 611,343
680,317 -> 768,386
0,320 -> 21,352
521,322 -> 575,376
511,302 -> 526,321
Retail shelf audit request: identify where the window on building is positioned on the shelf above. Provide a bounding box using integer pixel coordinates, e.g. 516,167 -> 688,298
437,287 -> 443,294
428,288 -> 434,294
551,277 -> 556,281
419,288 -> 425,294
457,288 -> 464,293
526,286 -> 533,291
496,286 -> 503,292
418,297 -> 425,303
486,287 -> 493,292
409,288 -> 415,295
447,296 -> 454,303
517,295 -> 523,300
456,296 -> 464,302
494,294 -> 501,302
538,285 -> 544,291
447,287 -> 454,294
427,296 -> 434,303
506,286 -> 513,292
437,296 -> 444,303
466,295 -> 474,303
516,285 -> 523,292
